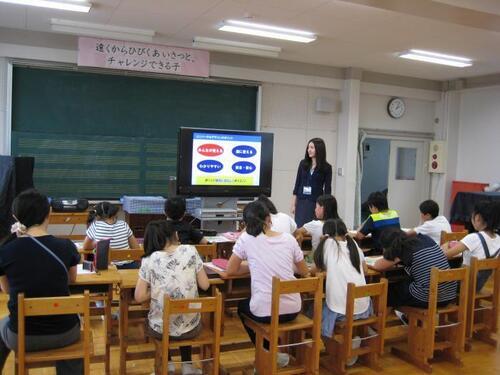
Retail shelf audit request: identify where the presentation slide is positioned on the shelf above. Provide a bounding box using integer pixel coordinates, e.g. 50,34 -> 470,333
191,132 -> 262,186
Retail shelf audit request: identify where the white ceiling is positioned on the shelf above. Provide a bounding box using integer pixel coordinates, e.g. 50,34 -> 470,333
1,0 -> 500,81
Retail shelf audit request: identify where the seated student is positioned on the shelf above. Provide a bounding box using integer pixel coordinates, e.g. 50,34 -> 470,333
257,194 -> 297,234
370,229 -> 457,314
135,220 -> 209,375
407,199 -> 451,244
83,201 -> 139,269
445,201 -> 500,292
355,191 -> 400,254
165,197 -> 208,245
0,189 -> 82,374
312,218 -> 371,351
295,194 -> 339,251
226,201 -> 309,368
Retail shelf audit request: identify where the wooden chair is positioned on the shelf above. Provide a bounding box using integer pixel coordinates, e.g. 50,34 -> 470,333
195,243 -> 218,261
153,289 -> 222,375
440,230 -> 468,245
17,291 -> 92,375
323,278 -> 388,375
109,248 -> 144,263
465,256 -> 500,350
57,234 -> 87,241
392,267 -> 469,373
243,275 -> 323,375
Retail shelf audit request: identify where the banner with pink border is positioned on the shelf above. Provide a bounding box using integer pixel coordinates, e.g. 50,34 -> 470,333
78,37 -> 209,78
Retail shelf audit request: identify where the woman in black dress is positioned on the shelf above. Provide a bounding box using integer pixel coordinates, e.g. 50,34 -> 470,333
291,138 -> 332,227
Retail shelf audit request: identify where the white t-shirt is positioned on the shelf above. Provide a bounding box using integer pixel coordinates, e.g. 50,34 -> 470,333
414,216 -> 452,244
460,231 -> 500,266
139,245 -> 203,336
271,212 -> 297,234
232,232 -> 303,317
323,239 -> 370,315
303,220 -> 323,250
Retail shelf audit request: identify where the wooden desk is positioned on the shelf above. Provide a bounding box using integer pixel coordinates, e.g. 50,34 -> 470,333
71,267 -> 121,375
117,269 -> 223,375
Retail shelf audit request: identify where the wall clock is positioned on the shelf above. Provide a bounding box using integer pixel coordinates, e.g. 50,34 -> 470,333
387,97 -> 406,119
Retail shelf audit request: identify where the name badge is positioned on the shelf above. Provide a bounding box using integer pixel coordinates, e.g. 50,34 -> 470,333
303,186 -> 312,195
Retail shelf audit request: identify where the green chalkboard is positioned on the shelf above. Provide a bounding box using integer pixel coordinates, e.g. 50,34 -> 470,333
11,66 -> 257,198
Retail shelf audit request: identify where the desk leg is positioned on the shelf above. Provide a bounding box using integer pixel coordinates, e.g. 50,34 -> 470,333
105,285 -> 112,375
119,289 -> 130,375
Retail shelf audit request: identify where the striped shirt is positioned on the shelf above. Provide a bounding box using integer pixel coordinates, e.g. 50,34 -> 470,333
404,235 -> 457,303
86,220 -> 133,249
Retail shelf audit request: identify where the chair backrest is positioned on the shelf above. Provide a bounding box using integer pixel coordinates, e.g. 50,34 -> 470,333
344,278 -> 388,357
17,291 -> 91,374
269,275 -> 323,373
57,234 -> 86,241
160,289 -> 222,375
109,248 -> 144,263
440,230 -> 468,245
427,267 -> 469,353
195,243 -> 217,261
467,256 -> 500,338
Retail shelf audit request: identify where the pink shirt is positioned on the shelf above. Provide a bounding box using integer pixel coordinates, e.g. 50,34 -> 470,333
232,232 -> 304,317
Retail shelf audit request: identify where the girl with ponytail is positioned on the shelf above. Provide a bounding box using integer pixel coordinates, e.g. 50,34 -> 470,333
312,218 -> 371,339
372,228 -> 456,308
226,201 -> 309,367
83,201 -> 139,268
445,200 -> 500,291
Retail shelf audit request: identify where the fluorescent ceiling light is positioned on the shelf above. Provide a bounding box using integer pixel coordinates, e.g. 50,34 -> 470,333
193,37 -> 281,58
218,19 -> 316,43
398,49 -> 473,68
51,18 -> 155,43
0,0 -> 91,12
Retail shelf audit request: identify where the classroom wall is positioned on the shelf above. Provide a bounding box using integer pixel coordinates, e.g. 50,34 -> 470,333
456,86 -> 500,184
261,83 -> 339,216
359,93 -> 436,133
0,28 -> 446,224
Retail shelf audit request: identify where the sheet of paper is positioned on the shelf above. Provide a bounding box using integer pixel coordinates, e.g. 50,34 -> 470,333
365,256 -> 383,266
205,235 -> 232,243
77,263 -> 95,275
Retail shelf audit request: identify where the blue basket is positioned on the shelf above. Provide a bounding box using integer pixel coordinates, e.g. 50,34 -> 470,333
121,196 -> 166,214
185,197 -> 202,216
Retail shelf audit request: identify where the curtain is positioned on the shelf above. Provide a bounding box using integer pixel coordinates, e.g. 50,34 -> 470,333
354,130 -> 367,227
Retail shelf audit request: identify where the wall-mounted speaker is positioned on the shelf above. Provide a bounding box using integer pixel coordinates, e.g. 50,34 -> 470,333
315,96 -> 338,113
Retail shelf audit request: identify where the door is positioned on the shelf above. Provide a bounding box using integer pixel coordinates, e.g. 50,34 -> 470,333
388,140 -> 428,228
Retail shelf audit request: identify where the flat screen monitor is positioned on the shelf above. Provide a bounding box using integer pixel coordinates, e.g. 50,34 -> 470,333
177,127 -> 273,197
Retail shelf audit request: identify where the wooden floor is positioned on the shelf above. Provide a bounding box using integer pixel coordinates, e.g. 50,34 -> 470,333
1,293 -> 499,374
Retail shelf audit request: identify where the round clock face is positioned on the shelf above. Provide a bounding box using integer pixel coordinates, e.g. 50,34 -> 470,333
387,98 -> 406,119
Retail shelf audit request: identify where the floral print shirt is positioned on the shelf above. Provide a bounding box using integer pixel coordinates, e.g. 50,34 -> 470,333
139,245 -> 203,336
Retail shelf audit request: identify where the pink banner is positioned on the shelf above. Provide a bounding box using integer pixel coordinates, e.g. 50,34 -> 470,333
78,37 -> 209,78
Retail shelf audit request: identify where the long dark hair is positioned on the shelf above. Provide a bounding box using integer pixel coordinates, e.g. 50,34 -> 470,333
314,218 -> 361,273
243,201 -> 270,237
143,220 -> 176,257
302,138 -> 330,172
379,228 -> 419,261
87,201 -> 119,226
316,194 -> 339,220
472,201 -> 500,233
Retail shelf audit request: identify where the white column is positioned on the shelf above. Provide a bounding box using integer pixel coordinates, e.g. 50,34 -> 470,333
335,69 -> 361,228
0,57 -> 11,155
442,89 -> 462,216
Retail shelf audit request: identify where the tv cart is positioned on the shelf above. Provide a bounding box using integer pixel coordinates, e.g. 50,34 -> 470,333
196,197 -> 242,233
